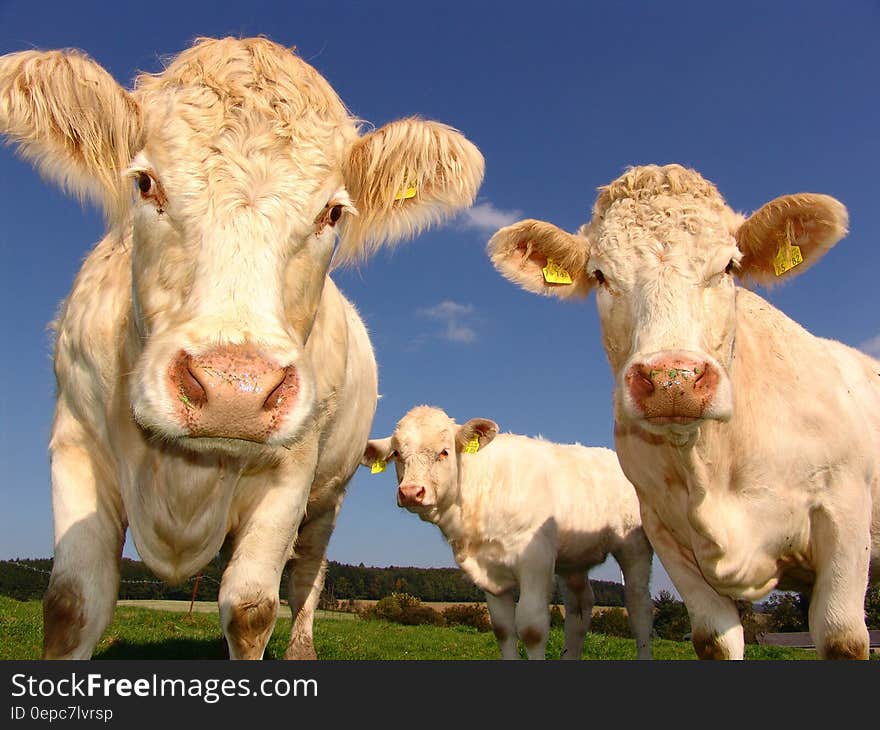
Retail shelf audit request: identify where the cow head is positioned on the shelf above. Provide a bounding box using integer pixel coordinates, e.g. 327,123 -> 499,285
0,38 -> 483,452
361,406 -> 497,516
489,164 -> 847,438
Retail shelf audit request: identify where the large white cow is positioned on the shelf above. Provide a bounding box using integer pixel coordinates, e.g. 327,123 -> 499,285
488,164 -> 880,659
362,406 -> 654,659
0,37 -> 483,659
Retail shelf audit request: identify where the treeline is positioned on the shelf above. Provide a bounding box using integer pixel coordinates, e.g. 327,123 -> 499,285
0,557 -> 625,607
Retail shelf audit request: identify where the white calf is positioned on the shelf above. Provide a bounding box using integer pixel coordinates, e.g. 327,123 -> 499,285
363,406 -> 654,659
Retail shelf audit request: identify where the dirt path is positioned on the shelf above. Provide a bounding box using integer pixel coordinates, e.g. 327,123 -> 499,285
116,599 -> 357,620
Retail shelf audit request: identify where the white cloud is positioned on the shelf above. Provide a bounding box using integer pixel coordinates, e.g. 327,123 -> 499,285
859,333 -> 880,358
457,202 -> 522,233
417,300 -> 478,344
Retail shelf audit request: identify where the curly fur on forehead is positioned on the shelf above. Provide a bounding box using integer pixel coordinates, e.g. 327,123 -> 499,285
394,405 -> 455,447
134,36 -> 354,132
592,164 -> 729,220
132,37 -> 359,224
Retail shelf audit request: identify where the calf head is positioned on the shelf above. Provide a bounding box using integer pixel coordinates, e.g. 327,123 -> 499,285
489,164 -> 848,438
0,38 -> 483,452
361,406 -> 497,516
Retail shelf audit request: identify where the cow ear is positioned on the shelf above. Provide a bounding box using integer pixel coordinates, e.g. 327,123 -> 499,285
455,419 -> 498,453
488,219 -> 594,299
735,194 -> 848,286
337,117 -> 484,264
0,49 -> 143,222
361,437 -> 395,468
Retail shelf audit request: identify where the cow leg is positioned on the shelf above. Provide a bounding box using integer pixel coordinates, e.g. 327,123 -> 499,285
284,506 -> 339,660
219,463 -> 314,660
614,531 -> 655,660
514,548 -> 555,660
559,571 -> 592,660
485,590 -> 518,659
808,500 -> 871,660
44,430 -> 125,659
640,502 -> 744,659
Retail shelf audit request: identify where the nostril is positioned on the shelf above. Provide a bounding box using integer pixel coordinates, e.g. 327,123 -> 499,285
176,355 -> 208,407
415,487 -> 425,502
636,365 -> 657,391
262,366 -> 297,411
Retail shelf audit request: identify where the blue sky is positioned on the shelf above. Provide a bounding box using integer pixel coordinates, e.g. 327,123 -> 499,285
1,1 -> 878,600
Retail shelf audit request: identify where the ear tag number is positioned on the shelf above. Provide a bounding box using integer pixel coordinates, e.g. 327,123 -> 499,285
371,459 -> 387,474
394,178 -> 418,201
542,258 -> 573,284
773,220 -> 803,277
464,435 -> 481,454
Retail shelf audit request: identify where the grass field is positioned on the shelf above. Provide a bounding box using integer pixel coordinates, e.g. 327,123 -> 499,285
0,596 -> 815,660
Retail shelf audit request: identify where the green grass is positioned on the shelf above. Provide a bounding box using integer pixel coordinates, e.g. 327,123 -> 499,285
0,596 -> 815,660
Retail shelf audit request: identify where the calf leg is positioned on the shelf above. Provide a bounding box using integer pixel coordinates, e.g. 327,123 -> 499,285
641,503 -> 744,659
808,499 -> 871,660
44,429 -> 125,659
515,549 -> 556,660
485,590 -> 518,659
284,507 -> 340,660
559,572 -> 593,660
614,530 -> 654,660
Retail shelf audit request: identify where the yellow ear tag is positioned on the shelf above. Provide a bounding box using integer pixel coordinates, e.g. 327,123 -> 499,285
394,182 -> 418,201
370,459 -> 387,474
773,220 -> 803,277
542,258 -> 573,284
464,435 -> 480,454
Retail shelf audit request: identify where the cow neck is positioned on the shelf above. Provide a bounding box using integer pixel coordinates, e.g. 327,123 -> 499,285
437,452 -> 490,557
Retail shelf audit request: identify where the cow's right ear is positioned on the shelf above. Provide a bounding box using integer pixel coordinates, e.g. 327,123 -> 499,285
0,49 -> 143,222
361,437 -> 395,468
487,219 -> 593,299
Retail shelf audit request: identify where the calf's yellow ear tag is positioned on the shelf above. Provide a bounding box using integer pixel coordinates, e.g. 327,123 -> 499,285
464,435 -> 481,454
773,220 -> 803,277
370,459 -> 387,474
394,173 -> 418,201
542,258 -> 573,284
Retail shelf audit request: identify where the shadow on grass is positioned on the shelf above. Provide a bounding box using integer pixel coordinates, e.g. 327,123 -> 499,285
94,637 -> 229,660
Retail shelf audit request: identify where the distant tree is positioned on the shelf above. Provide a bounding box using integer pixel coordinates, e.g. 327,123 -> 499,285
864,585 -> 879,629
590,608 -> 632,638
652,590 -> 690,641
763,592 -> 809,633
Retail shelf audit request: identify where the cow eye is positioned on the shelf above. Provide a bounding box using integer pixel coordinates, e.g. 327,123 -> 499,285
437,449 -> 449,460
593,269 -> 606,285
329,204 -> 344,225
724,259 -> 734,275
136,172 -> 154,197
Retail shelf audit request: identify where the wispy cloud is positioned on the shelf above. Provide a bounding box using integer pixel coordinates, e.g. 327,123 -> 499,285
457,201 -> 522,233
417,300 -> 478,344
858,333 -> 880,358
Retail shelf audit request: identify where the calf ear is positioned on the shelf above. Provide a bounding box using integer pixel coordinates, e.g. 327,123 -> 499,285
455,418 -> 499,452
0,49 -> 143,222
361,437 -> 395,468
488,219 -> 594,299
735,194 -> 848,286
337,117 -> 484,264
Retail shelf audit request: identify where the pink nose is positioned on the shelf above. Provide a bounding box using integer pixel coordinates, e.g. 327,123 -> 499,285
625,352 -> 719,424
398,484 -> 426,507
168,345 -> 298,441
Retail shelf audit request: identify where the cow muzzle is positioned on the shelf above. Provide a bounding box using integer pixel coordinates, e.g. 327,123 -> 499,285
623,350 -> 731,427
398,484 -> 427,509
168,344 -> 298,442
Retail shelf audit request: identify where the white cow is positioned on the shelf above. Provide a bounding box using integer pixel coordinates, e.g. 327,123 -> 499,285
362,406 -> 654,659
0,37 -> 484,659
489,164 -> 880,659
